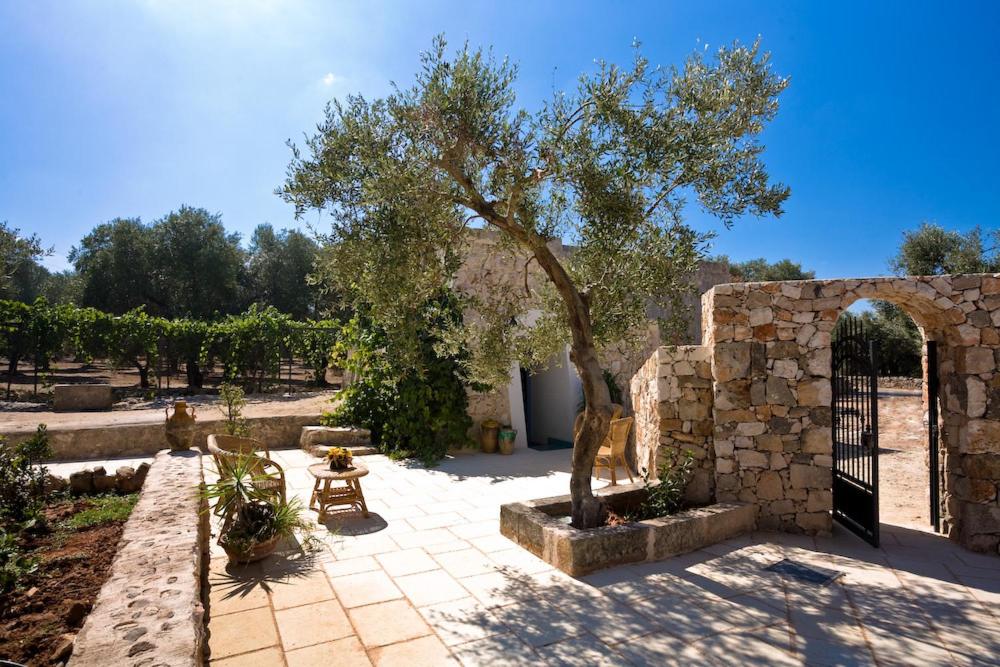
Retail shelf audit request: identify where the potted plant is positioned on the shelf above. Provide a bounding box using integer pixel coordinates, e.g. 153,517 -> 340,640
326,446 -> 354,471
203,454 -> 311,564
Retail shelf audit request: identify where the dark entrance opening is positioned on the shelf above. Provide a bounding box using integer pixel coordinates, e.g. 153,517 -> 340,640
831,317 -> 880,546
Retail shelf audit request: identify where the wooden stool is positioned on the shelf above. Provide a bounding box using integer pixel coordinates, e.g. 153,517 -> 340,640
308,462 -> 370,521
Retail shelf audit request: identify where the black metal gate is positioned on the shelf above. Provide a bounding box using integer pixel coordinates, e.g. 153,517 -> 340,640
831,317 -> 880,546
927,341 -> 942,533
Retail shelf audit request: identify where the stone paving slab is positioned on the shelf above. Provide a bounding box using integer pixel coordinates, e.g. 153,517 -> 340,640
191,448 -> 1000,666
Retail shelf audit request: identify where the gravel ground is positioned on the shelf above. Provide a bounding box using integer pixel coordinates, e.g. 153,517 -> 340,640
877,389 -> 931,529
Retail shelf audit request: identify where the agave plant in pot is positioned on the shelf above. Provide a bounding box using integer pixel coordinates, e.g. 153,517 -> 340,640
203,454 -> 312,564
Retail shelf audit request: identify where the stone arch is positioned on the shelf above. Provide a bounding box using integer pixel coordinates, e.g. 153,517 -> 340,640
693,275 -> 1000,554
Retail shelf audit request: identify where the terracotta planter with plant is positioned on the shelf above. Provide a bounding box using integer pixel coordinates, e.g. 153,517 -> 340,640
203,454 -> 311,565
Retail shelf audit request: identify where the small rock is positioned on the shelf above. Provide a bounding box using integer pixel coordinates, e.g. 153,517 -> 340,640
25,586 -> 39,598
49,633 -> 75,663
44,473 -> 69,494
127,640 -> 156,657
69,469 -> 95,495
115,466 -> 136,493
65,600 -> 88,626
92,468 -> 118,493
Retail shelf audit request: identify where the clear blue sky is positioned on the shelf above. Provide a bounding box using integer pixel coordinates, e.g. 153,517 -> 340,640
1,1 -> 997,276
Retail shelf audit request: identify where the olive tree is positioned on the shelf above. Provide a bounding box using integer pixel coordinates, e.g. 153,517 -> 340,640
282,37 -> 789,527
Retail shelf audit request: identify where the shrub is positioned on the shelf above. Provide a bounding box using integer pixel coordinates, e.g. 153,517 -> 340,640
218,382 -> 251,437
0,425 -> 52,525
325,296 -> 473,466
0,530 -> 38,592
629,450 -> 695,521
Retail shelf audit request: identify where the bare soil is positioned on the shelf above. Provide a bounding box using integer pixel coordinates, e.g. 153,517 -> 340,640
877,389 -> 930,529
0,499 -> 131,666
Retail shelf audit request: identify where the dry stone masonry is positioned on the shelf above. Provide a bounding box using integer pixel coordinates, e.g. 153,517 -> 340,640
69,449 -> 206,666
631,275 -> 1000,555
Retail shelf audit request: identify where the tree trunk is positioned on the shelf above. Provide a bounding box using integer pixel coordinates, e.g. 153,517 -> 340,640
529,240 -> 613,528
138,364 -> 150,389
186,358 -> 203,388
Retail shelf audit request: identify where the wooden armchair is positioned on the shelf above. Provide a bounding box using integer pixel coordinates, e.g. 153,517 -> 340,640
207,434 -> 287,512
572,403 -> 624,443
593,416 -> 635,486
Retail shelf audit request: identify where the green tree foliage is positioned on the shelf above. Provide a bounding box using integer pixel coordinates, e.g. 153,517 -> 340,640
324,297 -> 473,466
69,217 -> 159,314
108,308 -> 164,389
152,206 -> 246,319
247,224 -> 319,319
0,222 -> 48,300
725,257 -> 816,282
890,222 -> 1000,276
207,304 -> 292,392
0,299 -> 74,396
282,36 -> 789,526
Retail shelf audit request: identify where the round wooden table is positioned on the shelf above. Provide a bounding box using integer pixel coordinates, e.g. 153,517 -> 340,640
308,462 -> 370,521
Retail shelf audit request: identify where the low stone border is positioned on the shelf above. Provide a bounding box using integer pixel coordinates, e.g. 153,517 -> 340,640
3,414 -> 319,460
69,448 -> 207,666
299,425 -> 375,457
500,485 -> 756,576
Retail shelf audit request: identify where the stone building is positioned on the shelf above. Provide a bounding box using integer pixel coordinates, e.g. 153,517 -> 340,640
454,229 -> 731,450
631,275 -> 1000,555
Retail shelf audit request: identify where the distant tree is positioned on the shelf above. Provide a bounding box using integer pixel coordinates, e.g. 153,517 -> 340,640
0,222 -> 49,300
69,218 -> 160,314
850,301 -> 922,377
246,224 -> 318,318
281,37 -> 790,527
71,208 -> 246,319
40,270 -> 82,305
726,256 -> 815,282
151,206 -> 246,319
889,222 -> 1000,276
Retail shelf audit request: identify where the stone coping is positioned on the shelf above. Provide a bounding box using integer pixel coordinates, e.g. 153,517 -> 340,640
69,448 -> 207,666
3,414 -> 320,460
500,485 -> 756,576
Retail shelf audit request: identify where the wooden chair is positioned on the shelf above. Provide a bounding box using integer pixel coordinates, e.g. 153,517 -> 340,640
207,434 -> 287,512
572,403 -> 624,443
593,416 -> 635,486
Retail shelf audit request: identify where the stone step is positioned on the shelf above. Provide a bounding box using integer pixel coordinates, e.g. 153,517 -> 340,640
300,425 -> 374,457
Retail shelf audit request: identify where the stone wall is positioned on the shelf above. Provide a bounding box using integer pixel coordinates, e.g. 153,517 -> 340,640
466,386 -> 511,440
630,345 -> 715,504
3,414 -> 321,461
631,274 -> 1000,554
69,448 -> 206,666
702,276 -> 1000,551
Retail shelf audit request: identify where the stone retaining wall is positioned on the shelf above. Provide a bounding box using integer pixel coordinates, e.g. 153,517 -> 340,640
69,448 -> 206,666
630,345 -> 715,504
3,414 -> 320,460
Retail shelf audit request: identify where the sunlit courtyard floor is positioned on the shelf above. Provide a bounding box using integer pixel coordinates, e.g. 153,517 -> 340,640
194,448 -> 998,666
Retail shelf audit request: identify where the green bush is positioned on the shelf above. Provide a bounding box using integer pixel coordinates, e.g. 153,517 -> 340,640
630,450 -> 695,521
0,425 -> 52,525
0,530 -> 38,593
325,297 -> 473,466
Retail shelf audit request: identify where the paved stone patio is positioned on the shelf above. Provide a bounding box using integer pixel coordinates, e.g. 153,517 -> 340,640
202,448 -> 999,666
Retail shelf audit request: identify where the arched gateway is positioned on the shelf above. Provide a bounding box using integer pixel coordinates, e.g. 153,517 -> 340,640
630,275 -> 1000,554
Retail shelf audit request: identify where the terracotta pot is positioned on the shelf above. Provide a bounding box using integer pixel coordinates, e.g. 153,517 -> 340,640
222,534 -> 280,564
498,428 -> 517,455
165,401 -> 197,451
481,419 -> 500,453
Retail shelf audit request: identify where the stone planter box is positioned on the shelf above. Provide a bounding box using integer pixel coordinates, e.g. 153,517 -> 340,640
499,484 -> 755,576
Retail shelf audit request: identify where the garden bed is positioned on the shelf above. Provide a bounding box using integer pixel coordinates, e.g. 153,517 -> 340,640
0,494 -> 137,665
499,484 -> 755,576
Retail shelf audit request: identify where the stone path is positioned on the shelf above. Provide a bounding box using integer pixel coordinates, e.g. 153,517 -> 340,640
204,448 -> 1000,666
